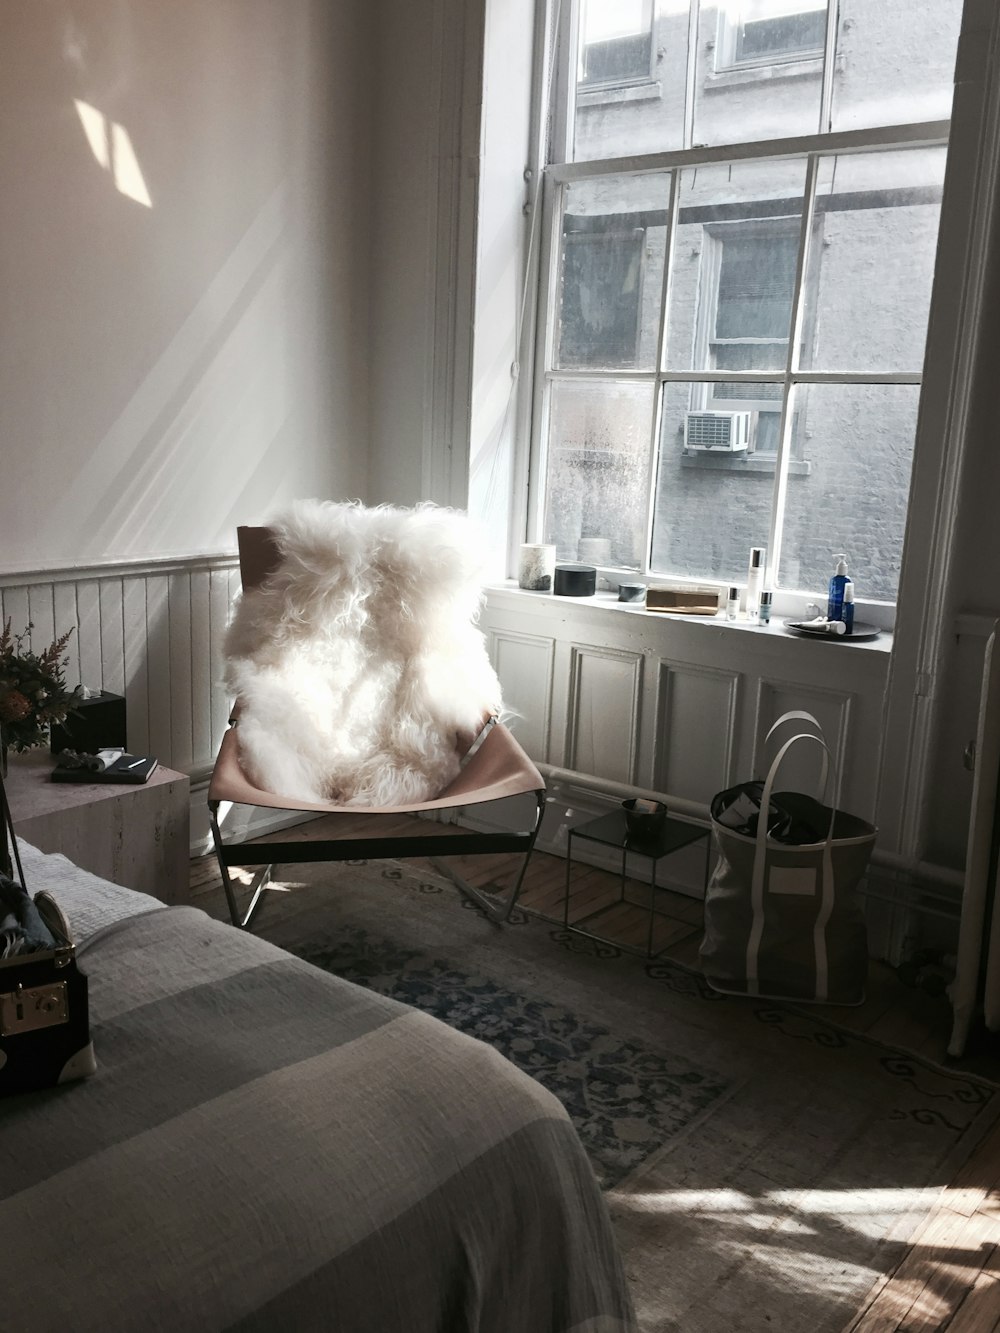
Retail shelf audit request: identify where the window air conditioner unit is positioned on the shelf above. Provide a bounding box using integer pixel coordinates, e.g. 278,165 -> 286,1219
684,410 -> 751,453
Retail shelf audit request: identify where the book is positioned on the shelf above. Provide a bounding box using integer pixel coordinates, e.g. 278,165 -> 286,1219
50,752 -> 158,785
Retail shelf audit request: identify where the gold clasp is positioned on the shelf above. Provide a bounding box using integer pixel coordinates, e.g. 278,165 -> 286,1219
0,980 -> 69,1035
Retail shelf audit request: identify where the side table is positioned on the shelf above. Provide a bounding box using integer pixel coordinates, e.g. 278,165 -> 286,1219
564,807 -> 712,957
4,751 -> 190,905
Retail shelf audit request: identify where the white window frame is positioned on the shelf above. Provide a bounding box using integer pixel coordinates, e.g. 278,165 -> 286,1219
524,0 -> 949,602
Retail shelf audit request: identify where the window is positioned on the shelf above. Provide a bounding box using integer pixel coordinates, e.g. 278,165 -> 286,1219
716,0 -> 827,71
698,219 -> 799,455
530,0 -> 962,601
579,0 -> 654,89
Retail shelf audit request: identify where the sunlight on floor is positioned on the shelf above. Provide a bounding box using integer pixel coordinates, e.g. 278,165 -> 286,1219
611,1183 -> 1000,1315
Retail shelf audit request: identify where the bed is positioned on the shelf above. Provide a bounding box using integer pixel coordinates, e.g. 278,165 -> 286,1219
0,842 -> 635,1332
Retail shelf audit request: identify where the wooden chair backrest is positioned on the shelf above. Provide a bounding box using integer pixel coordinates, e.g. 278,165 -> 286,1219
236,527 -> 282,591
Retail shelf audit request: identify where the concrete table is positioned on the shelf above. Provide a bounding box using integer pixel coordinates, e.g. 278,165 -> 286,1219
4,750 -> 190,905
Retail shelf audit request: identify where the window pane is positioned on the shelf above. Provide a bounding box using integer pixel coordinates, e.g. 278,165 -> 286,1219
650,381 -> 777,582
692,1 -> 826,147
778,384 -> 920,601
800,148 -> 945,373
555,173 -> 669,371
831,0 -> 962,132
739,4 -> 826,63
543,380 -> 655,569
665,159 -> 806,373
572,1 -> 685,162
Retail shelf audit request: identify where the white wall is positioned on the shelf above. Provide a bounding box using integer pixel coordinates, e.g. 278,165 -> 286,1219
367,0 -> 484,510
0,0 -> 372,571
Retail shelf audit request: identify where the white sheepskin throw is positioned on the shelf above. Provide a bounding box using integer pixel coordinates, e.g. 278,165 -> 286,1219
223,499 -> 503,807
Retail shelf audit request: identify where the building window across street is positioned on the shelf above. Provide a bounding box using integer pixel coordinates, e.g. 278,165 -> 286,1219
717,0 -> 827,70
579,0 -> 654,89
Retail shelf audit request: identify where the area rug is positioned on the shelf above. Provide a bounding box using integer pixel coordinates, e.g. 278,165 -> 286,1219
196,862 -> 1000,1333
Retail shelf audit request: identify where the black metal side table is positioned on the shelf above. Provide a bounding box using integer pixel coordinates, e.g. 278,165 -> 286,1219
563,807 -> 712,957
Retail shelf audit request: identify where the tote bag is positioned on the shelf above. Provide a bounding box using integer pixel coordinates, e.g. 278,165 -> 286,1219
699,711 -> 876,1005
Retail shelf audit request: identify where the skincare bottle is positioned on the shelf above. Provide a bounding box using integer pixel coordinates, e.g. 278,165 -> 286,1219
842,583 -> 855,634
827,554 -> 852,622
726,586 -> 740,621
746,547 -> 766,621
758,589 -> 773,625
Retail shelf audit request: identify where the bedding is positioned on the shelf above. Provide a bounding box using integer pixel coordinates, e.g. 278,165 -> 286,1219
0,845 -> 635,1332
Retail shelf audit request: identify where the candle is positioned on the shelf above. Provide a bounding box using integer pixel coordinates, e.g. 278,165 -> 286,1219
518,543 -> 557,592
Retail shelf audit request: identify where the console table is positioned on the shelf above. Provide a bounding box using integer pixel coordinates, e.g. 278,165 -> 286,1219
4,751 -> 190,904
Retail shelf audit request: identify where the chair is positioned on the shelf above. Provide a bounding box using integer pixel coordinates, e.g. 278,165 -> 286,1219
208,524 -> 546,930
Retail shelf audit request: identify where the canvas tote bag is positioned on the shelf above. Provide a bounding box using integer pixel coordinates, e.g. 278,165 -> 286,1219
700,711 -> 876,1005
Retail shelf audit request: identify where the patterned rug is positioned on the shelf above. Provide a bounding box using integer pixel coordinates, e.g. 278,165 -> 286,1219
290,923 -> 732,1188
198,862 -> 1000,1333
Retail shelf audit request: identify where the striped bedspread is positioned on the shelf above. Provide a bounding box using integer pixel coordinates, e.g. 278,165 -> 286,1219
0,852 -> 635,1332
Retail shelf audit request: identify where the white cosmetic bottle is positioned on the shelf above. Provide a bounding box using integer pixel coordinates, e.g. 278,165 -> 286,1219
746,547 -> 766,622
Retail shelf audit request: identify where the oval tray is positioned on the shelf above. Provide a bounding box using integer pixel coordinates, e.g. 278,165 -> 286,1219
784,619 -> 881,641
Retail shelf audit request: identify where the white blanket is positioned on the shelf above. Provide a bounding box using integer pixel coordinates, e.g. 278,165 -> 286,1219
223,500 -> 502,806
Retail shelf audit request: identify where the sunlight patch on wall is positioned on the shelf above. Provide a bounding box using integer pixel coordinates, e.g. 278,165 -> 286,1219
74,99 -> 152,207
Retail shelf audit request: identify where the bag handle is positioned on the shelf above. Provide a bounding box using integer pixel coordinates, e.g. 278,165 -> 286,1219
764,710 -> 831,798
746,722 -> 838,1002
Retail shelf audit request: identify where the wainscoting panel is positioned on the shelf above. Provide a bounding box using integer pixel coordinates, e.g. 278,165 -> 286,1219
1,555 -> 241,781
752,680 -> 852,808
655,662 -> 740,808
488,629 -> 555,763
53,584 -> 82,690
122,577 -> 151,758
567,646 -> 643,786
479,586 -> 891,826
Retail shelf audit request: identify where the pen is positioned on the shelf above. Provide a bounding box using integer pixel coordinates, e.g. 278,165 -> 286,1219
126,758 -> 145,769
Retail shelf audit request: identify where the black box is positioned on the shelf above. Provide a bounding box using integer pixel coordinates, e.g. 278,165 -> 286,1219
50,691 -> 127,755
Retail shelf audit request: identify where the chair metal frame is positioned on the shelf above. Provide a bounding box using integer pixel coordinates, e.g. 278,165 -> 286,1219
208,527 -> 546,931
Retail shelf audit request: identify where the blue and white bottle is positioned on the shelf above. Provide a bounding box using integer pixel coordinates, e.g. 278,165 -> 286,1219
827,554 -> 852,622
842,582 -> 855,634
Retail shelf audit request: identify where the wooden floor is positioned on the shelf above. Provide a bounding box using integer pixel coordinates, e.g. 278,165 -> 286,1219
194,815 -> 1000,1332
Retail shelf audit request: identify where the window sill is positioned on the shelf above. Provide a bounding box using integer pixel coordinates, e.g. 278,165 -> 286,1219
485,582 -> 894,649
703,55 -> 831,93
577,80 -> 663,109
680,451 -> 812,476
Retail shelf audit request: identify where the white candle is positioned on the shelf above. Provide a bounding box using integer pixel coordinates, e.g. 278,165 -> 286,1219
518,543 -> 557,592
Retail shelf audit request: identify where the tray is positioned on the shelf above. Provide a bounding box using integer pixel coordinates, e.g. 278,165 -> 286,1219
784,619 -> 881,641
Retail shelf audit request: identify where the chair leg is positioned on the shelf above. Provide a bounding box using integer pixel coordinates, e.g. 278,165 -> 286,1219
429,791 -> 545,925
209,801 -> 274,930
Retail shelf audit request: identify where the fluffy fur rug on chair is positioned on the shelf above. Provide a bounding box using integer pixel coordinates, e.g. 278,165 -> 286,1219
223,500 -> 503,806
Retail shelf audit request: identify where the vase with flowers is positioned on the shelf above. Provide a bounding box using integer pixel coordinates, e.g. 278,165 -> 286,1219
0,620 -> 76,775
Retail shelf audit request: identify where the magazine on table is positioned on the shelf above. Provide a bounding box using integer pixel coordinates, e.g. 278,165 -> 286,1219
51,749 -> 158,785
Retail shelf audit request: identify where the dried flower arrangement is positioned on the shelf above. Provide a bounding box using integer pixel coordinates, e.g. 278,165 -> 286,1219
0,620 -> 76,754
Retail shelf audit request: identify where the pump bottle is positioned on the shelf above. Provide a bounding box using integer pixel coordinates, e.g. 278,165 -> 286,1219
827,554 -> 852,622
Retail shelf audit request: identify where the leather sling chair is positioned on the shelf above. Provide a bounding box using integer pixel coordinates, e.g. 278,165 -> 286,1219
208,527 -> 546,930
